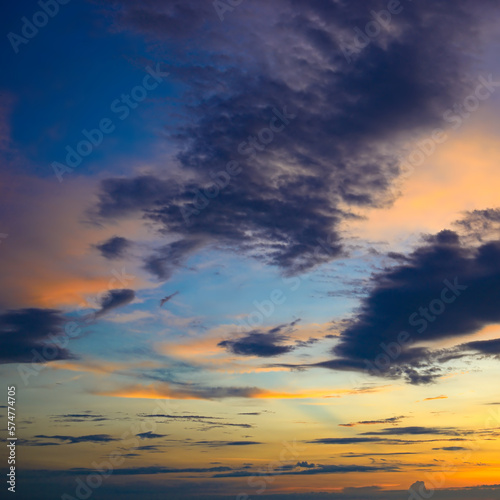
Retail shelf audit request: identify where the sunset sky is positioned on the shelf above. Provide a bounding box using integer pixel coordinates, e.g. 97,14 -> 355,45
2,1 -> 500,499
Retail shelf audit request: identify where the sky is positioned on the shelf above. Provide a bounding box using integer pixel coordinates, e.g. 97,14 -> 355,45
1,1 -> 500,499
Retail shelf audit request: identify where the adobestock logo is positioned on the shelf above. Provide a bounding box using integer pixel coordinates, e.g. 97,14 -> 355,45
7,0 -> 71,54
390,74 -> 500,199
340,0 -> 408,64
52,64 -> 168,182
214,0 -> 245,22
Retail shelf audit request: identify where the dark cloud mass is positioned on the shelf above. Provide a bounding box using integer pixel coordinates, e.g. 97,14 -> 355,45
93,0 -> 499,280
462,338 -> 500,357
95,289 -> 135,317
0,292 -> 134,364
333,230 -> 500,382
277,226 -> 500,384
95,236 -> 131,260
0,308 -> 74,364
218,322 -> 298,358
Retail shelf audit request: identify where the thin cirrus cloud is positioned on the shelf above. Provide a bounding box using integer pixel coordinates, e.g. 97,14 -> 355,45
33,434 -> 118,445
51,413 -> 109,423
359,426 -> 462,436
338,415 -> 406,427
89,0 -> 500,282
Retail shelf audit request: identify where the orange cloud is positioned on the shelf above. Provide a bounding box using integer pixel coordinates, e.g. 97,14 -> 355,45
0,172 -> 159,310
95,384 -> 201,400
423,395 -> 448,401
49,359 -> 162,376
345,123 -> 500,246
94,382 -> 392,401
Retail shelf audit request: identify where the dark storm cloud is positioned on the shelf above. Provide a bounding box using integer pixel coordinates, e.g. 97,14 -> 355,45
95,236 -> 131,260
0,308 -> 74,364
95,289 -> 135,317
93,0 -> 499,279
277,228 -> 500,383
461,338 -> 500,357
218,321 -> 301,357
219,331 -> 294,358
333,230 -> 500,380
